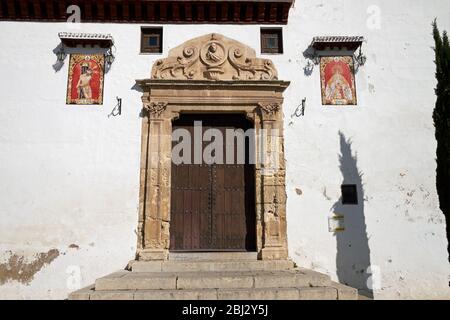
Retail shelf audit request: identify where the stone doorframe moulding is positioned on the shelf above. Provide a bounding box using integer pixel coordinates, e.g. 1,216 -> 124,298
135,33 -> 290,261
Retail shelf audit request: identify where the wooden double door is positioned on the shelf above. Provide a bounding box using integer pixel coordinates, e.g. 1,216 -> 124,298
169,114 -> 256,251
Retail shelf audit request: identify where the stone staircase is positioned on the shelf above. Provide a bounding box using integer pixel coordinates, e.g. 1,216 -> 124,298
68,254 -> 358,300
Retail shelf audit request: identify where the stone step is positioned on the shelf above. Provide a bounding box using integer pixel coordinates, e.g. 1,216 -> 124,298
68,262 -> 359,300
94,269 -> 332,291
169,252 -> 258,261
70,286 -> 348,300
130,259 -> 295,273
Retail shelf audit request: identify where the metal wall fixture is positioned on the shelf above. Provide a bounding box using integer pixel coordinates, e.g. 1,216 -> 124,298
288,98 -> 306,126
104,47 -> 116,67
354,46 -> 367,67
292,98 -> 307,117
108,97 -> 122,118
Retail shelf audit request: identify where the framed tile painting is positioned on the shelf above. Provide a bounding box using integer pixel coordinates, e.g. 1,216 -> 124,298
320,56 -> 357,105
66,54 -> 105,105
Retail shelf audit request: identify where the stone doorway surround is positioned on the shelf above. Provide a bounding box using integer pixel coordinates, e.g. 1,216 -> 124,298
135,33 -> 290,261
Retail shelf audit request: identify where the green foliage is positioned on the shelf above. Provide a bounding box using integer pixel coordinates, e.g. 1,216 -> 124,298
432,20 -> 450,260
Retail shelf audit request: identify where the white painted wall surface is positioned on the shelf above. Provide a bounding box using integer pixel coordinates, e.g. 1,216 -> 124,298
0,0 -> 449,299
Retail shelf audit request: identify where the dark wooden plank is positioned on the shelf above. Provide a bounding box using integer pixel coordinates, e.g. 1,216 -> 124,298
209,2 -> 216,22
97,0 -> 105,20
232,2 -> 240,22
6,0 -> 15,18
84,0 -> 92,21
171,2 -> 179,21
159,1 -> 167,21
257,2 -> 265,22
191,169 -> 201,249
184,2 -> 191,21
32,0 -> 41,19
281,2 -> 290,23
19,0 -> 28,18
46,0 -> 54,19
220,2 -> 228,22
134,0 -> 141,21
122,0 -> 129,21
197,3 -> 204,21
269,3 -> 277,22
244,2 -> 252,22
170,164 -> 179,249
110,0 -> 117,20
146,2 -> 154,21
57,0 -> 66,20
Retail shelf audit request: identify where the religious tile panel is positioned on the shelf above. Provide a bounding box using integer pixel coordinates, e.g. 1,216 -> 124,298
66,54 -> 105,105
320,56 -> 357,106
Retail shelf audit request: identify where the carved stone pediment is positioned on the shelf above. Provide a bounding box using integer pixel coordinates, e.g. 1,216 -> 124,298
151,33 -> 278,81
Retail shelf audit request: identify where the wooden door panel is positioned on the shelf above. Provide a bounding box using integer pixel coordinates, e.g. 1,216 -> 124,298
170,114 -> 256,251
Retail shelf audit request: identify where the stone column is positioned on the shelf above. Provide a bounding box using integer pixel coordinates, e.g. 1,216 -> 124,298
257,102 -> 288,260
137,98 -> 172,261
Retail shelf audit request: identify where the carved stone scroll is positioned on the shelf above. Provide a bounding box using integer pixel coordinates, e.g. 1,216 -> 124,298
151,33 -> 278,81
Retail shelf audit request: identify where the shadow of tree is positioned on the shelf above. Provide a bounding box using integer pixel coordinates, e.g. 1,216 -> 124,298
332,131 -> 373,298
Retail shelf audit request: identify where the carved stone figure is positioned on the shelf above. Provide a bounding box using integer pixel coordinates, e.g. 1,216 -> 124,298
206,43 -> 222,63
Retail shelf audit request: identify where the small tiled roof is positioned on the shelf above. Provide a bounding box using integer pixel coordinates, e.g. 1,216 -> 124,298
58,32 -> 114,48
311,36 -> 364,50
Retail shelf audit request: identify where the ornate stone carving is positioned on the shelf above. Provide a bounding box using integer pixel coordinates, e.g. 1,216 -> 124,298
144,102 -> 168,117
152,34 -> 278,81
258,102 -> 281,115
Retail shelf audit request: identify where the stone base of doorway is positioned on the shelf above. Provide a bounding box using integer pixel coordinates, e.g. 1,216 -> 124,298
68,259 -> 358,300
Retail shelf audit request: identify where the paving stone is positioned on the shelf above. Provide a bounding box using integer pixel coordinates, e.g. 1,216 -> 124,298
67,285 -> 94,300
177,273 -> 254,289
217,288 -> 299,300
329,281 -> 359,300
298,287 -> 338,300
134,289 -> 218,300
90,291 -> 135,300
96,272 -> 177,290
133,260 -> 295,272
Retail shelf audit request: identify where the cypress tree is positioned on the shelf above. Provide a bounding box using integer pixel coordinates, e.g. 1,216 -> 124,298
432,20 -> 450,261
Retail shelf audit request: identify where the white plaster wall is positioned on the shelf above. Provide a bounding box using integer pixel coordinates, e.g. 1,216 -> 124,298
0,0 -> 449,299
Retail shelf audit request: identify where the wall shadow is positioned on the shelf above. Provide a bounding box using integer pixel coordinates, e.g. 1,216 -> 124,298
331,131 -> 373,298
52,43 -> 65,72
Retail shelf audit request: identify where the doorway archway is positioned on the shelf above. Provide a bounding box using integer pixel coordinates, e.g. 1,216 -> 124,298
135,33 -> 289,261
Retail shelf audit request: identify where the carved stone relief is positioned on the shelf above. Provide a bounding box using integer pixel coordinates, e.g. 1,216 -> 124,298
152,33 -> 278,81
258,102 -> 281,115
143,102 -> 168,117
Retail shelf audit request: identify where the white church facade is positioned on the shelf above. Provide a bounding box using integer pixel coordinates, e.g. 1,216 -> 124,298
0,0 -> 450,300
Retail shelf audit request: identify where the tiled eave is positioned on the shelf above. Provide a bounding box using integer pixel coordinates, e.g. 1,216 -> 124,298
311,36 -> 365,51
59,32 -> 114,48
0,0 -> 294,24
